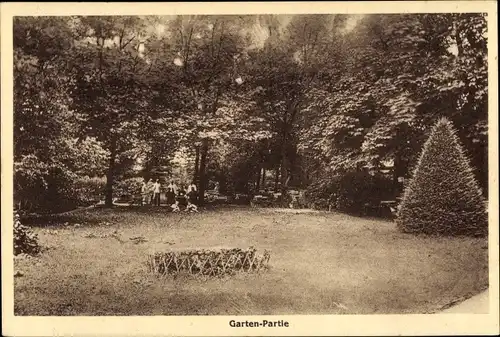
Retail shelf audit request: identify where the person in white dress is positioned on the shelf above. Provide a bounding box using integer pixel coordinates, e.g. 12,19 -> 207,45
153,179 -> 161,206
141,179 -> 148,205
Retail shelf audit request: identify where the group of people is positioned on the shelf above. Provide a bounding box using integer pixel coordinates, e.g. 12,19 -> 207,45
140,178 -> 198,211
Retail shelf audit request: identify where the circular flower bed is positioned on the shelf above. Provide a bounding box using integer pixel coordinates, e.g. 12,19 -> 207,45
147,247 -> 271,277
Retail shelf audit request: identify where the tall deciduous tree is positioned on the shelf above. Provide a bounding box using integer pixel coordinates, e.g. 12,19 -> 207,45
14,17 -> 109,211
163,15 -> 270,204
299,13 -> 488,201
69,16 -> 154,206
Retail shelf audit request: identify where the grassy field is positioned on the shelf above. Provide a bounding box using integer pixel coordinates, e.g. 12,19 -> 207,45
14,206 -> 488,315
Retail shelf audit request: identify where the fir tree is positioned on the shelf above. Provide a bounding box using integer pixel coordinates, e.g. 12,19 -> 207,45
396,118 -> 487,236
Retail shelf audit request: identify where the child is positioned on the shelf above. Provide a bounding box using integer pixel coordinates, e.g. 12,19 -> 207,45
176,186 -> 188,208
185,200 -> 198,213
170,201 -> 181,212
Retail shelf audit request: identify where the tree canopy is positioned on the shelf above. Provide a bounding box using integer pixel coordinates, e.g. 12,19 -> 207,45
13,13 -> 488,211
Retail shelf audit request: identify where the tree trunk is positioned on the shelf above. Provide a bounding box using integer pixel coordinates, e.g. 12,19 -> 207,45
105,137 -> 117,208
256,166 -> 261,191
198,139 -> 209,206
392,151 -> 408,199
280,146 -> 288,193
392,153 -> 401,198
455,24 -> 464,58
143,155 -> 153,181
280,116 -> 292,204
261,168 -> 266,189
274,165 -> 280,192
193,145 -> 200,184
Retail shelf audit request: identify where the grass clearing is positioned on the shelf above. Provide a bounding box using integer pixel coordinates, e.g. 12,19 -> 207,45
14,206 -> 488,315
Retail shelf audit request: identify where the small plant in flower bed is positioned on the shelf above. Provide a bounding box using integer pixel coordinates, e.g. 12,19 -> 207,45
147,247 -> 271,277
14,212 -> 41,256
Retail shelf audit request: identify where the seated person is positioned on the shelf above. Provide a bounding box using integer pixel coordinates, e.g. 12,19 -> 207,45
176,186 -> 188,208
185,200 -> 198,213
170,200 -> 181,212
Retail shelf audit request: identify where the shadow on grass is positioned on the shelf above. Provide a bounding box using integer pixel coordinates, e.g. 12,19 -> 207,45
19,204 -> 252,227
21,213 -> 103,227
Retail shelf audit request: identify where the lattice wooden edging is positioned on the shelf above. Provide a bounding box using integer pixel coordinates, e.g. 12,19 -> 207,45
147,247 -> 271,277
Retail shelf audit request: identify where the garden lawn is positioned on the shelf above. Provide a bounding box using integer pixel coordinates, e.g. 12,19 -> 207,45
14,206 -> 488,315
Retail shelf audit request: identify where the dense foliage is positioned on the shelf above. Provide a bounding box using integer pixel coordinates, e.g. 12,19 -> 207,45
299,14 -> 488,209
306,171 -> 394,215
396,118 -> 487,236
13,14 -> 488,216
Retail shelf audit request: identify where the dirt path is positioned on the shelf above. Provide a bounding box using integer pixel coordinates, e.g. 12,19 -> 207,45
442,289 -> 489,313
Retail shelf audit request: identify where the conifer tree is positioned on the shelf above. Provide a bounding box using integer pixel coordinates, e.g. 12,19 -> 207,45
396,118 -> 487,236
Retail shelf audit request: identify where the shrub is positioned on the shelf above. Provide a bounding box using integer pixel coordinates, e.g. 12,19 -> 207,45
114,177 -> 143,198
306,170 -> 394,215
14,212 -> 41,256
33,167 -> 80,213
14,165 -> 100,214
72,176 -> 106,206
14,160 -> 74,213
305,176 -> 338,210
396,118 -> 487,236
14,155 -> 107,213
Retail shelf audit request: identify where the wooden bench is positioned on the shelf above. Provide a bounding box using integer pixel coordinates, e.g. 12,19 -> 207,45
380,200 -> 399,217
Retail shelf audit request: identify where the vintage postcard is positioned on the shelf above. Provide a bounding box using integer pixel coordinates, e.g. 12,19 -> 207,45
1,1 -> 498,336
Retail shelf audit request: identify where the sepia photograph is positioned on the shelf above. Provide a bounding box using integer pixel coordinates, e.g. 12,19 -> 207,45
1,1 -> 498,336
